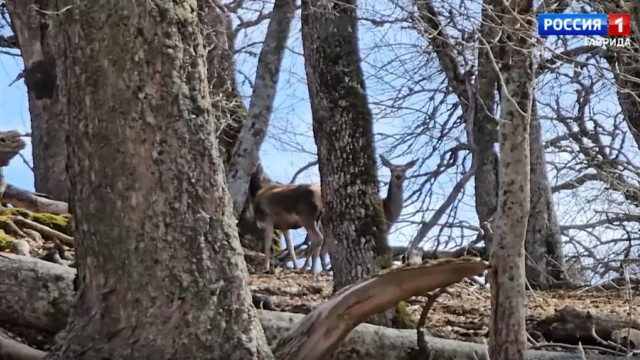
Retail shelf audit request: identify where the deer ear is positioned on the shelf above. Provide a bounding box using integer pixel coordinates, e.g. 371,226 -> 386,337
404,159 -> 418,169
379,154 -> 393,168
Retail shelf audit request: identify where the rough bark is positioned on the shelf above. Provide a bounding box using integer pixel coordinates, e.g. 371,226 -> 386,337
226,0 -> 297,215
488,0 -> 535,359
300,0 -> 392,325
472,0 -> 500,251
5,0 -> 69,202
525,101 -> 567,289
198,0 -> 246,164
45,0 -> 272,358
0,131 -> 26,200
603,2 -> 640,150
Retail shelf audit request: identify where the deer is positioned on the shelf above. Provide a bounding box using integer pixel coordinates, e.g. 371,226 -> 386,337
297,155 -> 418,272
248,170 -> 325,274
379,155 -> 417,233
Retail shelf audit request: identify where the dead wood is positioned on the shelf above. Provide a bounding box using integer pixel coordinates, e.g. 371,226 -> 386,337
531,304 -> 640,347
2,185 -> 69,215
9,216 -> 74,247
0,254 -> 74,334
272,257 -> 490,360
390,245 -> 487,261
0,131 -> 26,167
0,254 -> 627,360
0,329 -> 46,360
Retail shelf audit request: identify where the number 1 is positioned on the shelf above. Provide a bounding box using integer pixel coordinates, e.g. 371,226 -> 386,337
614,16 -> 624,33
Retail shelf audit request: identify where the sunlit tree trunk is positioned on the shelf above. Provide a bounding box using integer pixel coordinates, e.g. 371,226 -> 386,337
488,0 -> 535,358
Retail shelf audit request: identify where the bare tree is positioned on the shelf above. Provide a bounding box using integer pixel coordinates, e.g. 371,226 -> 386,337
487,0 -> 535,359
4,0 -> 69,201
300,0 -> 393,325
43,0 -> 272,358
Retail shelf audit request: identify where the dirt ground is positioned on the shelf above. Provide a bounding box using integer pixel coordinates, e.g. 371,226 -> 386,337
248,268 -> 640,344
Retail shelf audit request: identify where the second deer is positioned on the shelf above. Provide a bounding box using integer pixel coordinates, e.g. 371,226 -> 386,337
298,155 -> 417,271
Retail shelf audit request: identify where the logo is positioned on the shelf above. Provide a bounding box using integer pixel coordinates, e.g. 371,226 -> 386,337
538,13 -> 631,37
608,14 -> 631,36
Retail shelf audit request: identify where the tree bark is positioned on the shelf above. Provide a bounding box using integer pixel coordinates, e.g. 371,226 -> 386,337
603,2 -> 640,150
45,0 -> 272,358
488,0 -> 535,359
473,0 -> 500,251
5,0 -> 69,202
525,100 -> 567,289
226,0 -> 297,215
300,0 -> 392,325
197,0 -> 247,164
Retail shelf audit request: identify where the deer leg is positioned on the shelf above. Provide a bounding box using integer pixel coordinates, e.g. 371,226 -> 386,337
262,222 -> 274,273
305,222 -> 323,275
282,229 -> 298,270
300,234 -> 311,271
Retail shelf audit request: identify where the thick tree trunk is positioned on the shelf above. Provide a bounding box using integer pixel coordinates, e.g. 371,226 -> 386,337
300,0 -> 392,326
226,0 -> 297,215
525,101 -> 567,289
5,0 -> 69,202
488,0 -> 535,359
45,0 -> 272,358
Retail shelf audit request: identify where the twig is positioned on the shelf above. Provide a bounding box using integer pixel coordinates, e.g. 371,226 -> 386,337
416,287 -> 449,351
10,216 -> 74,246
289,160 -> 319,184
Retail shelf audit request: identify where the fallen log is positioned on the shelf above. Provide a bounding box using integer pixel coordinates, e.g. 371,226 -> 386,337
2,185 -> 69,215
0,254 -> 626,360
531,304 -> 640,347
0,329 -> 46,360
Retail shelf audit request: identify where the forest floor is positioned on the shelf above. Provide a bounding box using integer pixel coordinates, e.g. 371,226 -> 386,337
248,268 -> 640,344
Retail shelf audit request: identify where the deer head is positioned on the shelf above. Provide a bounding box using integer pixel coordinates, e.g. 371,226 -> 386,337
380,155 -> 417,189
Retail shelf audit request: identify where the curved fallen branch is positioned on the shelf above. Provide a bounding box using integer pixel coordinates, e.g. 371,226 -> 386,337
272,257 -> 489,360
0,329 -> 46,360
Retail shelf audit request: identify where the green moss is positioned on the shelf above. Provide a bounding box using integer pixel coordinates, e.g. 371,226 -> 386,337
392,301 -> 414,329
0,208 -> 71,235
371,202 -> 392,269
271,230 -> 283,253
0,229 -> 14,251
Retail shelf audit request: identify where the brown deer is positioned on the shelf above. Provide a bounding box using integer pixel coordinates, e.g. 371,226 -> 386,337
249,170 -> 325,274
298,155 -> 418,271
379,155 -> 417,232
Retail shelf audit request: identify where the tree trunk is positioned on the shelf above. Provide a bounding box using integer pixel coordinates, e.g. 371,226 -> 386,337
488,0 -> 535,358
604,2 -> 640,150
525,100 -> 567,289
473,0 -> 500,251
5,0 -> 69,202
300,0 -> 392,326
197,0 -> 247,165
44,0 -> 272,358
226,0 -> 297,215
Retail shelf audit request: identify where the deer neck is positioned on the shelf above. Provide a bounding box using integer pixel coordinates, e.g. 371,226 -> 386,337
384,182 -> 404,225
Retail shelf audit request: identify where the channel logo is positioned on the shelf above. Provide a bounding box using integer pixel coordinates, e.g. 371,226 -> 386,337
538,13 -> 631,37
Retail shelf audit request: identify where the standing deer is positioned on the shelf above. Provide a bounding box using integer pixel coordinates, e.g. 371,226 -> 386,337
248,170 -> 325,274
298,155 -> 418,271
380,155 -> 417,233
